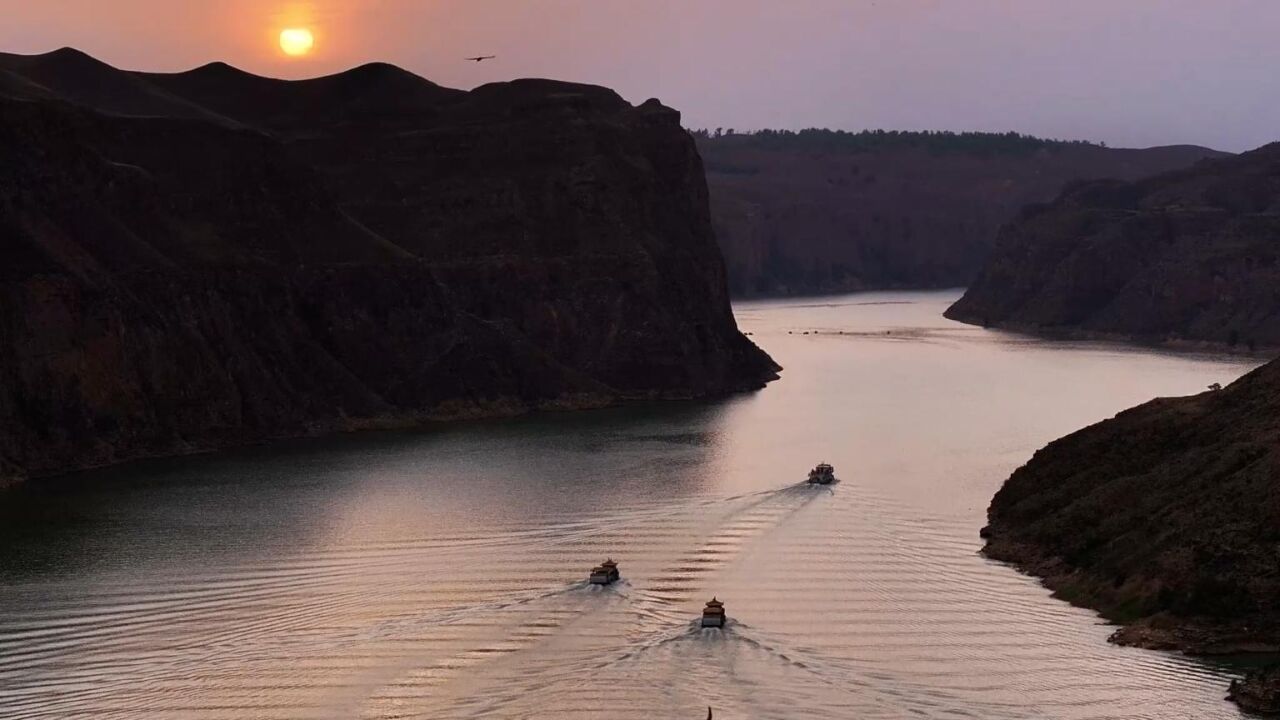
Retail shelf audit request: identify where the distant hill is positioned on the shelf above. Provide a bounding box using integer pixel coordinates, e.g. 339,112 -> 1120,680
0,49 -> 777,483
696,129 -> 1227,296
946,141 -> 1280,349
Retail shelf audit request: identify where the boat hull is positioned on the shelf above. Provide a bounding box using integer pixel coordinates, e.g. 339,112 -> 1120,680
589,570 -> 620,585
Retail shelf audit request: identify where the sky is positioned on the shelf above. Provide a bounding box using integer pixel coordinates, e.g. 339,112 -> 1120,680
1,0 -> 1278,152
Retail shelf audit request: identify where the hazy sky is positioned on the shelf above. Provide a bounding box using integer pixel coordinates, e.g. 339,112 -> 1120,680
2,0 -> 1277,151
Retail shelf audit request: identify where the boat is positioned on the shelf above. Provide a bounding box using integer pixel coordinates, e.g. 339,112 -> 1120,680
701,597 -> 727,628
589,558 -> 620,585
807,462 -> 836,484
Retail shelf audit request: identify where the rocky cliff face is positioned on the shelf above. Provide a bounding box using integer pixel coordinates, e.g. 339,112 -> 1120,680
982,357 -> 1280,654
0,49 -> 778,483
696,131 -> 1224,296
947,143 -> 1280,348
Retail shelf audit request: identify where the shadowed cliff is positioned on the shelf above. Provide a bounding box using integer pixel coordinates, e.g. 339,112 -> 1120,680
947,142 -> 1280,349
981,358 -> 1280,652
0,49 -> 778,482
979,357 -> 1280,712
695,129 -> 1224,296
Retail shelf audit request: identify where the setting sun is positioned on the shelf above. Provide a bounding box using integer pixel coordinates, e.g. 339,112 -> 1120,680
279,28 -> 314,57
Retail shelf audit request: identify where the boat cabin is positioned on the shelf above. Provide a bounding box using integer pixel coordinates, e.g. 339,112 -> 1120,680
701,597 -> 726,628
589,558 -> 620,585
807,462 -> 836,484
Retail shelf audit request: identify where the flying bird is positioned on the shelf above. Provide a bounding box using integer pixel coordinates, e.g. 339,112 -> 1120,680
465,55 -> 496,63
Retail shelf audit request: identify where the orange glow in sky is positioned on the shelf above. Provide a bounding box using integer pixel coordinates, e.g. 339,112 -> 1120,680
0,0 -> 1278,152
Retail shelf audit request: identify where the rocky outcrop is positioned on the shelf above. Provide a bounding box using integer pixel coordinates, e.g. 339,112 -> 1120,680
696,130 -> 1224,296
1230,668 -> 1280,716
980,355 -> 1280,712
947,142 -> 1280,348
0,49 -> 778,483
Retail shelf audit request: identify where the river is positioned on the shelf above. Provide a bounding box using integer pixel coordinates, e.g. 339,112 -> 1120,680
0,291 -> 1262,719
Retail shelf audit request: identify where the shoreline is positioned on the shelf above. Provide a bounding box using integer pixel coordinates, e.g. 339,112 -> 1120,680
982,532 -> 1280,655
982,530 -> 1280,714
0,382 -> 778,490
1230,669 -> 1280,716
945,312 -> 1280,358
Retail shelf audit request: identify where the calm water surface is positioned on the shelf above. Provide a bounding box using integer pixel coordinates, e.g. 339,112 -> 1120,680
0,291 -> 1263,719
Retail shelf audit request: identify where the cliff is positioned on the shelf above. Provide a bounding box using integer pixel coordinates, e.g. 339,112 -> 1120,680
947,142 -> 1280,348
695,130 -> 1224,296
981,357 -> 1280,656
0,49 -> 778,483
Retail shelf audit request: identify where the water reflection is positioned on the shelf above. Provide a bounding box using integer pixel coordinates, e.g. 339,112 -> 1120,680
0,291 -> 1263,719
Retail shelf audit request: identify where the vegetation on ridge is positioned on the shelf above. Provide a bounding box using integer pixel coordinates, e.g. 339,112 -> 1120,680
691,127 -> 1106,156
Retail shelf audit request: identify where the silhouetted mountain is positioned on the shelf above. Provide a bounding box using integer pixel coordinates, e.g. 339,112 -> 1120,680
979,358 -> 1280,712
0,48 -> 233,124
696,130 -> 1225,296
947,143 -> 1280,348
137,61 -> 464,130
0,68 -> 57,102
0,49 -> 777,483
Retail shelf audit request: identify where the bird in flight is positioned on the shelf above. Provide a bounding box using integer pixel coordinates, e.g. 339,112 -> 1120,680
465,55 -> 496,63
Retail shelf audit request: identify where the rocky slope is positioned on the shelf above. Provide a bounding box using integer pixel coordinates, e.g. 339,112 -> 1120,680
696,130 -> 1224,296
980,356 -> 1280,708
947,142 -> 1280,348
980,357 -> 1280,711
1231,668 -> 1280,716
0,48 -> 778,483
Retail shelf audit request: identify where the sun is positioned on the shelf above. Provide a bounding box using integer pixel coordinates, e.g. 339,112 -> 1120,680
279,28 -> 314,57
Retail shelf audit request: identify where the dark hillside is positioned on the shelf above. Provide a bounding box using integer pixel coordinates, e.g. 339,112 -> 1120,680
947,142 -> 1280,348
697,129 -> 1225,296
0,50 -> 777,484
